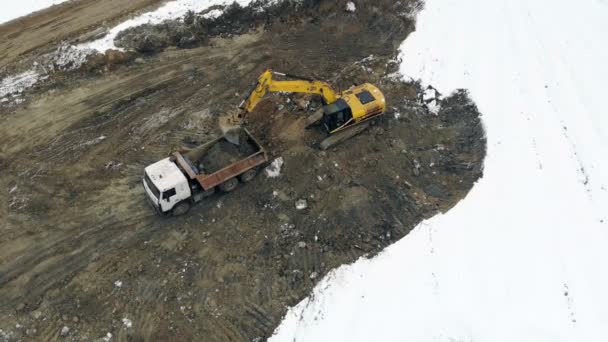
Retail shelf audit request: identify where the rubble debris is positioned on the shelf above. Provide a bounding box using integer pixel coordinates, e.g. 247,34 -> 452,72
122,318 -> 132,328
265,157 -> 284,178
295,199 -> 308,210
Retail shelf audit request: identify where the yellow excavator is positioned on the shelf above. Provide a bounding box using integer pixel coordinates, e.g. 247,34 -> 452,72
223,69 -> 386,149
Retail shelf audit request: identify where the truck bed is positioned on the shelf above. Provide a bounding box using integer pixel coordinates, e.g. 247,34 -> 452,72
199,138 -> 257,174
174,128 -> 268,190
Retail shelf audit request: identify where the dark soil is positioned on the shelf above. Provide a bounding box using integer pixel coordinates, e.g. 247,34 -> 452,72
200,138 -> 257,173
0,0 -> 486,341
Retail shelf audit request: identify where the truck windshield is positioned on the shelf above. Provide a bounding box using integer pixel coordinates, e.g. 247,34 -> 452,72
144,172 -> 160,199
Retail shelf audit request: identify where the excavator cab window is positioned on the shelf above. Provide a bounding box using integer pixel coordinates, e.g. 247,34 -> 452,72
323,99 -> 352,132
355,90 -> 376,105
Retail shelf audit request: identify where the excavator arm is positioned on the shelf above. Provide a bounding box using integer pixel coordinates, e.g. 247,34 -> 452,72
238,69 -> 339,114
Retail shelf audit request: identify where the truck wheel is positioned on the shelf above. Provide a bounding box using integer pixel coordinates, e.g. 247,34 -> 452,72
239,168 -> 257,183
172,201 -> 191,216
219,178 -> 238,192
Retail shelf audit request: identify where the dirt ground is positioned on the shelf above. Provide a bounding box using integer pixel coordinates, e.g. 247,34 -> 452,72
0,0 -> 486,341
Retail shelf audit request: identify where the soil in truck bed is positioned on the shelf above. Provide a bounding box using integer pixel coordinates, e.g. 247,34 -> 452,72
199,138 -> 257,174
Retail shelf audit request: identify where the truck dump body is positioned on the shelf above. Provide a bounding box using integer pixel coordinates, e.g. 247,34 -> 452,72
173,129 -> 267,191
200,139 -> 257,173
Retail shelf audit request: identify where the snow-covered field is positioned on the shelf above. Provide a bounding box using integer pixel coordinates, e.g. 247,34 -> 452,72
0,0 -> 69,24
270,0 -> 608,341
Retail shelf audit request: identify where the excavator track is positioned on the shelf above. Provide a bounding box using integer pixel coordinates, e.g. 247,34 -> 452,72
319,121 -> 372,150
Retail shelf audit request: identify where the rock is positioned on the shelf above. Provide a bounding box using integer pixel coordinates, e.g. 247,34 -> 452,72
105,49 -> 132,65
277,213 -> 290,222
72,316 -> 79,323
26,328 -> 37,336
16,303 -> 25,311
293,272 -> 304,281
345,2 -> 356,12
265,157 -> 284,178
122,318 -> 133,328
273,190 -> 290,201
118,31 -> 169,53
32,310 -> 43,320
295,199 -> 308,210
295,98 -> 308,110
297,241 -> 307,249
61,314 -> 68,321
60,326 -> 70,336
413,167 -> 420,177
316,180 -> 331,190
135,57 -> 145,64
310,271 -> 319,280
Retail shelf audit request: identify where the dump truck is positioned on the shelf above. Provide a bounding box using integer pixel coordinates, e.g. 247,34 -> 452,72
143,128 -> 268,216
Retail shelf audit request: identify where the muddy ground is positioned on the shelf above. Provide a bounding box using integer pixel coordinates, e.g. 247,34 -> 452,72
0,0 -> 486,341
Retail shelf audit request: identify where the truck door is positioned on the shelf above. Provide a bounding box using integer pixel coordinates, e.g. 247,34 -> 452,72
160,188 -> 177,212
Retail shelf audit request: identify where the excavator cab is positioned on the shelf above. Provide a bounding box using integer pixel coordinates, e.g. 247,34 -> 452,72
322,85 -> 384,133
322,99 -> 353,132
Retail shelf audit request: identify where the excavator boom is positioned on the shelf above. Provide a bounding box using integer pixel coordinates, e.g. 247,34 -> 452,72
238,70 -> 338,114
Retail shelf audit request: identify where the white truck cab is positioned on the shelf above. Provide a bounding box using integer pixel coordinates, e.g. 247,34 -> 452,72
143,158 -> 191,214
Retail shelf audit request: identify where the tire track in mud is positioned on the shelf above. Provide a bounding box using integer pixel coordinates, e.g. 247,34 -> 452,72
288,246 -> 323,281
1,64 -> 191,158
0,207 -> 157,312
0,51 -> 250,305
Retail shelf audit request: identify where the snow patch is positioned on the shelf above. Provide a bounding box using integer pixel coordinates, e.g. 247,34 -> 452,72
345,2 -> 356,12
0,71 -> 47,99
203,9 -> 224,19
0,44 -> 93,105
83,135 -> 107,147
77,0 -> 259,53
422,86 -> 441,114
265,157 -> 284,178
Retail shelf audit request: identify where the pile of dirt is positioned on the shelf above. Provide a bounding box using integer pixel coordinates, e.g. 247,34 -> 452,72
115,0 -> 283,52
200,138 -> 257,173
0,0 -> 487,341
115,0 -> 417,53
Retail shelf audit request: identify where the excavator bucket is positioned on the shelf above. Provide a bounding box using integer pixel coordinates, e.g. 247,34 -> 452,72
223,128 -> 242,145
218,111 -> 243,145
